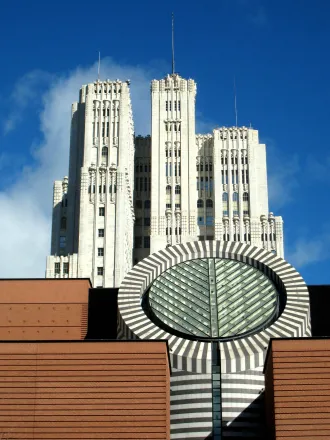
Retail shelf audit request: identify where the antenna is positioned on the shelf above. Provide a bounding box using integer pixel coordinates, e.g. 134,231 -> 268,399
97,51 -> 101,81
234,77 -> 238,127
172,13 -> 175,74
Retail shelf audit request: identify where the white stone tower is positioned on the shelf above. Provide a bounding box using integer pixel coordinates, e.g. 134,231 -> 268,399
150,74 -> 198,253
46,79 -> 135,288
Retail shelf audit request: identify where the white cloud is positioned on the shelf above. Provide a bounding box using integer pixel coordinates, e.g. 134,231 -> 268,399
3,70 -> 52,134
0,58 -> 156,277
265,140 -> 300,210
286,233 -> 330,269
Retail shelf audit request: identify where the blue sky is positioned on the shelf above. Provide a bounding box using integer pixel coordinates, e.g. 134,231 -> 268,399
0,0 -> 329,284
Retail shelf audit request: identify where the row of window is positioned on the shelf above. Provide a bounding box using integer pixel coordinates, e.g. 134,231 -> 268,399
165,203 -> 181,209
197,199 -> 213,208
222,192 -> 249,202
135,218 -> 150,226
54,262 -> 69,275
135,164 -> 151,173
221,170 -> 249,184
165,163 -> 181,177
223,210 -> 249,216
262,234 -> 276,241
165,123 -> 181,132
135,177 -> 151,192
92,122 -> 119,138
135,236 -> 150,248
135,200 -> 150,209
222,234 -> 251,241
196,177 -> 213,191
165,149 -> 181,157
166,228 -> 181,235
196,163 -> 213,172
166,185 -> 181,194
165,101 -> 181,111
88,185 -> 117,194
197,216 -> 214,226
221,156 -> 248,165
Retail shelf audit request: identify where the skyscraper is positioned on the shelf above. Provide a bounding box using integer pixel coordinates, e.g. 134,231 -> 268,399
46,73 -> 284,285
46,80 -> 135,287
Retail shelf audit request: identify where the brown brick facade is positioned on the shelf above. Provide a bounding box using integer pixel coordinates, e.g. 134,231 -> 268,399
0,279 -> 90,340
265,338 -> 330,440
0,341 -> 170,439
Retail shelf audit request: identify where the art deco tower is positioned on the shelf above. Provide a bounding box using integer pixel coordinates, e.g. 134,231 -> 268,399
46,80 -> 135,288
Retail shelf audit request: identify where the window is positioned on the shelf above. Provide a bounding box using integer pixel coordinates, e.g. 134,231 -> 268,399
144,200 -> 151,209
166,227 -> 172,235
144,236 -> 150,248
178,101 -> 181,111
60,217 -> 67,230
233,192 -> 239,202
197,199 -> 204,208
144,217 -> 150,226
206,199 -> 213,208
223,233 -> 229,241
166,185 -> 171,194
205,164 -> 209,172
144,177 -> 148,192
166,203 -> 172,209
97,267 -> 104,276
198,235 -> 205,241
198,216 -> 204,225
135,236 -> 142,248
223,210 -> 228,216
175,185 -> 180,194
243,210 -> 249,215
59,236 -> 66,248
222,193 -> 228,202
206,235 -> 214,240
175,203 -> 181,209
245,170 -> 249,184
145,165 -> 148,173
102,146 -> 108,164
65,199 -> 68,207
99,207 -> 105,216
166,101 -> 168,111
54,263 -> 60,274
135,217 -> 142,226
209,164 -> 213,171
243,193 -> 249,202
206,216 -> 214,226
135,200 -> 142,209
98,229 -> 104,237
63,262 -> 69,274
98,248 -> 104,257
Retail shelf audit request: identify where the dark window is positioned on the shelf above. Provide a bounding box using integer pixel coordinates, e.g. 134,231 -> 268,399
97,267 -> 104,276
206,235 -> 214,240
63,262 -> 69,274
206,216 -> 214,226
144,200 -> 151,209
197,199 -> 203,208
166,185 -> 171,194
135,236 -> 142,248
175,185 -> 180,194
144,236 -> 150,248
166,203 -> 172,209
135,200 -> 142,209
206,199 -> 213,208
175,203 -> 181,209
98,248 -> 104,256
54,263 -> 60,274
60,217 -> 67,230
243,192 -> 249,202
99,207 -> 105,216
135,218 -> 142,226
59,236 -> 66,248
98,229 -> 104,237
144,217 -> 150,226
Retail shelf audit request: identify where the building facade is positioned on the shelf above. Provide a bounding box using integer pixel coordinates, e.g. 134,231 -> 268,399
46,80 -> 135,288
47,73 -> 284,287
